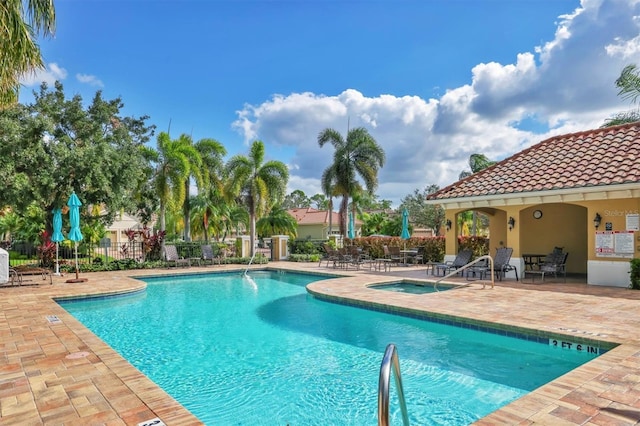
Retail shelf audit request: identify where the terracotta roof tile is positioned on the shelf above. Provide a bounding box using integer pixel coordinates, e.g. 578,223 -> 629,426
428,122 -> 640,200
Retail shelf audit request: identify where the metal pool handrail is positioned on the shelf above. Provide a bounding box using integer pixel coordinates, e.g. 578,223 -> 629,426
434,254 -> 495,290
378,343 -> 410,426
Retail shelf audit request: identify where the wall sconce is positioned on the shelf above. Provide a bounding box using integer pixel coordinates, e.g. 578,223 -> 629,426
508,216 -> 516,231
593,213 -> 602,229
445,219 -> 452,231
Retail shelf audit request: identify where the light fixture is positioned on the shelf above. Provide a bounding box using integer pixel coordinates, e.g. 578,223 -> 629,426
594,212 -> 602,229
508,216 -> 516,231
445,219 -> 452,231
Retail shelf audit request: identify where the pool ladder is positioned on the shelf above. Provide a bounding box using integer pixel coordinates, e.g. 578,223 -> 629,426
378,344 -> 410,426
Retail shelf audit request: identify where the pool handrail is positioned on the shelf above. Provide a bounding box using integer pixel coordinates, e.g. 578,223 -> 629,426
378,343 -> 410,426
434,254 -> 495,290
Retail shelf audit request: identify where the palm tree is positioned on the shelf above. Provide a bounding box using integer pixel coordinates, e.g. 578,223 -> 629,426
603,64 -> 640,127
226,140 -> 289,257
180,137 -> 226,241
318,127 -> 385,237
256,206 -> 298,239
1,0 -> 56,108
459,153 -> 495,235
152,132 -> 201,235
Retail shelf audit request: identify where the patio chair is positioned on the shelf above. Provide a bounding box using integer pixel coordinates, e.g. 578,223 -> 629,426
201,244 -> 221,266
492,247 -> 519,281
384,245 -> 403,266
163,245 -> 191,268
434,249 -> 473,276
12,265 -> 53,285
319,244 -> 340,268
524,250 -> 568,282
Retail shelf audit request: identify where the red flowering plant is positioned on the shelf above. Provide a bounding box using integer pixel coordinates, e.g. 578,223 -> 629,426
140,227 -> 166,261
37,230 -> 56,268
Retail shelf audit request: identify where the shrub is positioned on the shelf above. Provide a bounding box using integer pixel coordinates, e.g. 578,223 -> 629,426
630,258 -> 640,290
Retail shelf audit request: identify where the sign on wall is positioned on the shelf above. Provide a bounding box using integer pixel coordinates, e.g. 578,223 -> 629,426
595,230 -> 635,258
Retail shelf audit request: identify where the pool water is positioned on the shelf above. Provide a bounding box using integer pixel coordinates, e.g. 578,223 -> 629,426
371,282 -> 452,294
58,270 -> 598,425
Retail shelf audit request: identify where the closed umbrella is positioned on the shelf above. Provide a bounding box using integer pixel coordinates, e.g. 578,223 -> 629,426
51,208 -> 65,276
66,192 -> 87,283
348,211 -> 355,239
401,208 -> 410,240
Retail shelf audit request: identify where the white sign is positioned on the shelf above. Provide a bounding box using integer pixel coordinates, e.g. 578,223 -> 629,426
627,214 -> 640,231
596,231 -> 635,258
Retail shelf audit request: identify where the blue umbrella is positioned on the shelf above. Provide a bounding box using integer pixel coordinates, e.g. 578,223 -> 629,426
67,192 -> 85,282
348,211 -> 355,239
51,208 -> 65,276
401,208 -> 410,239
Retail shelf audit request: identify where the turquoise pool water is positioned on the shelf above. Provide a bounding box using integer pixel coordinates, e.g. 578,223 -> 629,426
371,282 -> 452,294
58,270 -> 599,425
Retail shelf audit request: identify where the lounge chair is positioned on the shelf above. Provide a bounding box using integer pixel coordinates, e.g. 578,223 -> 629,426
434,249 -> 473,276
492,247 -> 518,281
12,265 -> 53,285
163,245 -> 191,268
201,244 -> 221,266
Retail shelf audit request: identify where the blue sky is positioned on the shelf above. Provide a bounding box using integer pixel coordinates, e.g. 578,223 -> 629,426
20,0 -> 640,207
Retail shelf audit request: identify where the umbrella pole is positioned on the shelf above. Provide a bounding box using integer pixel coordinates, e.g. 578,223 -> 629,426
74,241 -> 79,280
54,242 -> 61,276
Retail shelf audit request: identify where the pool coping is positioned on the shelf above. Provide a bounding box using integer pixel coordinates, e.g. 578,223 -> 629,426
2,263 -> 640,424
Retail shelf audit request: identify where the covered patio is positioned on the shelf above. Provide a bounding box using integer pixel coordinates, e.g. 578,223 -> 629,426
426,122 -> 640,287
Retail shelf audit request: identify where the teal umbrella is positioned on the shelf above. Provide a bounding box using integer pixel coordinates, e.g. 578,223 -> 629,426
348,211 -> 355,239
401,208 -> 410,239
51,208 -> 65,276
67,192 -> 86,282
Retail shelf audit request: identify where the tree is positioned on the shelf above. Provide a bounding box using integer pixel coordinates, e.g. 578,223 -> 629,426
180,137 -> 226,241
0,81 -> 154,232
602,64 -> 640,127
458,154 -> 495,235
1,0 -> 56,108
256,206 -> 298,238
226,140 -> 289,257
152,132 -> 200,235
399,185 -> 445,235
309,193 -> 328,210
318,127 -> 385,237
282,189 -> 311,210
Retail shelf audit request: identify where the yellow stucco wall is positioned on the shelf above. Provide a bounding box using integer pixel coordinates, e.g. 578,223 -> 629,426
447,197 -> 639,276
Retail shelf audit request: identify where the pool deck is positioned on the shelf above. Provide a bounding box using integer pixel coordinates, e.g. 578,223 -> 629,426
2,262 -> 640,425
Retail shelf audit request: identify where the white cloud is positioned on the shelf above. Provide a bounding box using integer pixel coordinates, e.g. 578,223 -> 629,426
20,62 -> 68,86
233,0 -> 640,208
76,73 -> 104,87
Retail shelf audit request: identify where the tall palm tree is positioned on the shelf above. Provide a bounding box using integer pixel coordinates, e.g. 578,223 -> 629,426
226,140 -> 289,257
1,0 -> 56,108
152,132 -> 201,235
318,127 -> 385,237
178,136 -> 227,242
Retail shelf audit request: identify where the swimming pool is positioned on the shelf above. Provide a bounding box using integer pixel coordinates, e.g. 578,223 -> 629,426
58,270 -> 600,425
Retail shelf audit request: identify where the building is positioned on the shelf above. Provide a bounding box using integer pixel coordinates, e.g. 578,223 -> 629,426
426,122 -> 640,287
287,207 -> 359,239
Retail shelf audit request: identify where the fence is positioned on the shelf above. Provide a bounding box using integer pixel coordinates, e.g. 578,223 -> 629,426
7,240 -> 272,268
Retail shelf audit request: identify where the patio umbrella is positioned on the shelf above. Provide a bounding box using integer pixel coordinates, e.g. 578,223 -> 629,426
51,208 -> 65,276
348,211 -> 355,239
66,192 -> 87,282
400,208 -> 410,240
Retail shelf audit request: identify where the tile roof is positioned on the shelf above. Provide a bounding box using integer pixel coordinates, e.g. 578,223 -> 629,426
287,207 -> 341,225
428,122 -> 640,201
